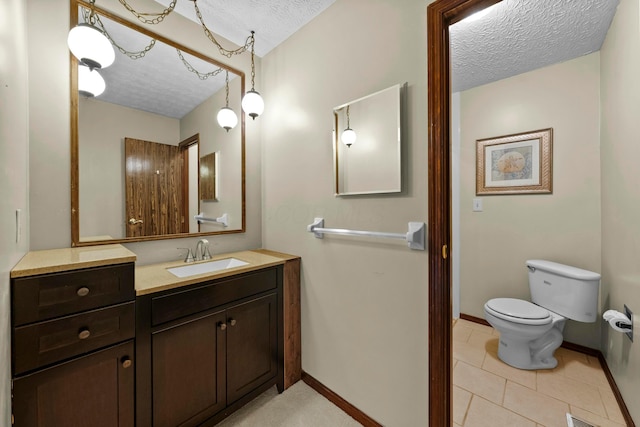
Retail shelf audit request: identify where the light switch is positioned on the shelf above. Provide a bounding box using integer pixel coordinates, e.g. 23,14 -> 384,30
472,198 -> 483,212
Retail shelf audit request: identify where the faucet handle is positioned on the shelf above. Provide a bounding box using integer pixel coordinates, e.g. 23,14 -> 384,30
178,248 -> 195,263
202,245 -> 212,260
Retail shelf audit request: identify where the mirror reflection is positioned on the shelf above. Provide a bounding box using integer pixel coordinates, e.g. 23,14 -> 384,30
72,1 -> 245,245
333,84 -> 403,196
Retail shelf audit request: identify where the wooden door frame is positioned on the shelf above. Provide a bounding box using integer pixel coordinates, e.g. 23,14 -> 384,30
426,0 -> 502,425
179,134 -> 199,233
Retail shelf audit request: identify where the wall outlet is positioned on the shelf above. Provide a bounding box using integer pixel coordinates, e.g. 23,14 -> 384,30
624,305 -> 633,342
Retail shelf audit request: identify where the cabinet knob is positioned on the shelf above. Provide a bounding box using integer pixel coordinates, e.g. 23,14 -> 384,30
77,287 -> 90,297
121,357 -> 132,369
218,322 -> 227,331
78,328 -> 91,340
229,318 -> 237,327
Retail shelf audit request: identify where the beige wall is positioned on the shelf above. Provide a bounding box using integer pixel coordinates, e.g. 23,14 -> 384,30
0,0 -> 30,423
261,0 -> 431,425
459,53 -> 602,348
78,98 -> 180,239
26,0 -> 262,265
600,0 -> 640,422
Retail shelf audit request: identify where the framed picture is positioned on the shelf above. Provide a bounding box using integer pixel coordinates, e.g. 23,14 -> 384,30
476,128 -> 553,195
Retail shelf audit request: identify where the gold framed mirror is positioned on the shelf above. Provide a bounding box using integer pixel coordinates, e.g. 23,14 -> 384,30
70,0 -> 245,246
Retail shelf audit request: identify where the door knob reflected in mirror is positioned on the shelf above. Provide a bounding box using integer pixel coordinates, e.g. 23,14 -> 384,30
129,218 -> 144,225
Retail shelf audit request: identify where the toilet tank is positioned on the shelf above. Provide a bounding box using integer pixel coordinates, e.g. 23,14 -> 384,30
527,260 -> 600,323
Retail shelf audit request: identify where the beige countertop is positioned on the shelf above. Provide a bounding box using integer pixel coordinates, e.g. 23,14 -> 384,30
135,249 -> 300,296
10,244 -> 137,278
11,245 -> 299,297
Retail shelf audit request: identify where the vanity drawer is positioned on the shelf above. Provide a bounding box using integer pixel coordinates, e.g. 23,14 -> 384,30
151,268 -> 277,326
13,301 -> 135,375
12,263 -> 135,326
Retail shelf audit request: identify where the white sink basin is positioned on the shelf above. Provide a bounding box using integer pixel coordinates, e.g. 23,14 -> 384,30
167,258 -> 249,278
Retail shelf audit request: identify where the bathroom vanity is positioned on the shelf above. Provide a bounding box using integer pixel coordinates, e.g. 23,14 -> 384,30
10,246 -> 301,427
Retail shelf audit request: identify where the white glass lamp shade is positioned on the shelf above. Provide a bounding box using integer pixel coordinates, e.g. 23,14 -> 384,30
68,23 -> 115,69
217,107 -> 238,132
341,128 -> 356,147
241,89 -> 264,120
78,65 -> 106,97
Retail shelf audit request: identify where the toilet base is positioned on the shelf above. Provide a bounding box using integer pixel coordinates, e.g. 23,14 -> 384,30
497,327 -> 563,370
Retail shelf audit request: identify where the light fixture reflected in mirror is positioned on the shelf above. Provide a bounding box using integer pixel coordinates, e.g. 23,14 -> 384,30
217,71 -> 238,131
69,0 -> 265,120
341,105 -> 356,147
78,65 -> 106,97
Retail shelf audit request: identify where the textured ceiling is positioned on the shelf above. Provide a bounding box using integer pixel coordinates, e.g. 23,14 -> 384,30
88,0 -> 336,119
90,0 -> 621,119
450,0 -> 620,92
155,0 -> 337,57
95,11 -> 231,119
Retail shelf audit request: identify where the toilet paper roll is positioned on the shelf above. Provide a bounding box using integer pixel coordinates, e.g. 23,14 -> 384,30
603,309 -> 626,322
608,316 -> 632,333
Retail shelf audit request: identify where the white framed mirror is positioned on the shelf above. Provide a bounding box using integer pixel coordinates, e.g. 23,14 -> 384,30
333,83 -> 403,196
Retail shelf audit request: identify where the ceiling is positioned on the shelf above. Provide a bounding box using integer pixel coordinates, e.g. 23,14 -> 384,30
87,0 -> 620,119
155,0 -> 337,58
450,0 -> 620,92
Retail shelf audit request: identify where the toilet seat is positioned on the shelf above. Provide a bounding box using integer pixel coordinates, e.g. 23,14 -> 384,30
485,298 -> 552,326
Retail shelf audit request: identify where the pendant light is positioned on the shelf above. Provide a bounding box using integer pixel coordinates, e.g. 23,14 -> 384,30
241,31 -> 264,120
68,2 -> 115,70
217,71 -> 238,132
78,65 -> 106,97
341,105 -> 356,147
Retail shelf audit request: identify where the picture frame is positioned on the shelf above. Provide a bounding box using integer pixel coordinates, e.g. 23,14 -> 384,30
476,128 -> 553,195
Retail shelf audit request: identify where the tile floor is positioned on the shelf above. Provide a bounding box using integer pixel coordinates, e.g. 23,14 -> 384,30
453,318 -> 627,427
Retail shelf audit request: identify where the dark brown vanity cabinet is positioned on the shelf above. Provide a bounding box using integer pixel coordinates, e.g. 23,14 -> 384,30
11,263 -> 136,427
136,266 -> 284,427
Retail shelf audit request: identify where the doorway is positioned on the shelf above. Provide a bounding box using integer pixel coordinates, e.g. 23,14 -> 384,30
426,0 -> 502,426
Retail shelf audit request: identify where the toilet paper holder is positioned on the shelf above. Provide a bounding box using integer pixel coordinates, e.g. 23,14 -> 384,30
603,307 -> 633,341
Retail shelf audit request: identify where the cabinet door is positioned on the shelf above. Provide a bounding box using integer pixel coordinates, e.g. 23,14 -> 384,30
226,293 -> 278,404
12,341 -> 134,427
152,310 -> 226,427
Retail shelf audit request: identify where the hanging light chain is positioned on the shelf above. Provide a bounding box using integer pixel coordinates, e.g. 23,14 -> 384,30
176,49 -> 224,80
118,0 -> 176,25
249,31 -> 256,89
346,105 -> 351,127
82,8 -> 156,59
225,70 -> 230,107
192,0 -> 254,58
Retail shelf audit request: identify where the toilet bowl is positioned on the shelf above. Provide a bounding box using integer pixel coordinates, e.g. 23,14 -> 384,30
484,298 -> 565,369
484,260 -> 600,370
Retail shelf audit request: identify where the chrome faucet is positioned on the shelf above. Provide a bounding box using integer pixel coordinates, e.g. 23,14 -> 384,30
195,239 -> 212,261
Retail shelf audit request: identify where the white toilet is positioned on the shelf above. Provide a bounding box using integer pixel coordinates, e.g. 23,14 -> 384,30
484,260 -> 600,370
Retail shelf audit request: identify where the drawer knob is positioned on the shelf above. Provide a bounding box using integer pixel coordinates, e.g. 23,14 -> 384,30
218,322 -> 227,331
229,318 -> 237,327
121,357 -> 132,369
78,328 -> 91,340
77,287 -> 90,297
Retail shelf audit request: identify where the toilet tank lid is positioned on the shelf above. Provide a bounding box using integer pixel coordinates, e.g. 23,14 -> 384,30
526,260 -> 600,280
